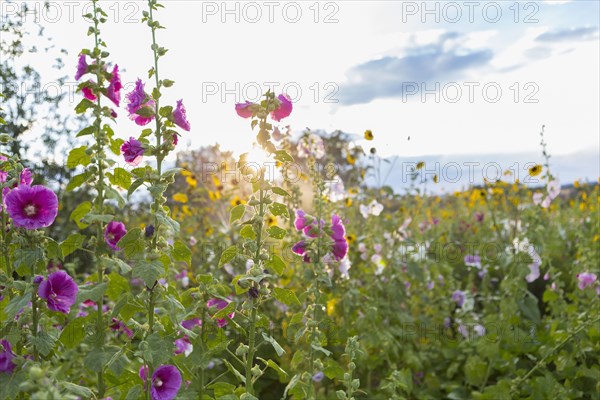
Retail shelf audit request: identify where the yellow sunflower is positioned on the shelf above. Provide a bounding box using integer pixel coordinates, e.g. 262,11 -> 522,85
528,164 -> 542,177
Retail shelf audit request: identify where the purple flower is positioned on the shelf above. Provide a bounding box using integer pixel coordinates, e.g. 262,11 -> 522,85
235,101 -> 254,118
121,137 -> 144,166
312,371 -> 324,382
207,298 -> 235,328
0,339 -> 16,374
292,241 -> 307,256
181,318 -> 202,330
33,275 -> 44,285
106,65 -> 122,107
82,84 -> 97,101
110,318 -> 133,338
104,221 -> 127,251
464,254 -> 481,269
294,209 -> 309,231
525,262 -> 540,283
75,54 -> 88,81
577,272 -> 597,290
330,214 -> 348,261
20,168 -> 33,186
38,271 -> 78,314
174,336 -> 193,357
126,79 -> 156,126
173,99 -> 190,131
271,94 -> 292,122
474,324 -> 486,337
5,185 -> 58,229
475,212 -> 484,222
451,290 -> 466,307
150,365 -> 182,400
331,239 -> 349,261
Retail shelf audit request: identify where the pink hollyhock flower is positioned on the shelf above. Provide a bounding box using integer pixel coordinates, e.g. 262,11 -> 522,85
38,271 -> 78,314
106,65 -> 122,107
20,168 -> 33,186
235,101 -> 254,118
150,365 -> 182,400
577,272 -> 597,290
82,83 -> 97,101
532,192 -> 543,205
271,94 -> 292,121
207,298 -> 235,328
525,262 -> 540,283
126,79 -> 155,126
181,318 -> 202,330
121,137 -> 144,166
172,99 -> 190,131
330,215 -> 348,261
75,54 -> 88,81
0,339 -> 16,374
292,240 -> 307,257
547,179 -> 561,200
104,221 -> 127,251
172,134 -> 179,146
5,185 -> 58,229
451,290 -> 466,307
174,336 -> 193,357
294,209 -> 309,231
541,196 -> 551,209
0,171 -> 6,183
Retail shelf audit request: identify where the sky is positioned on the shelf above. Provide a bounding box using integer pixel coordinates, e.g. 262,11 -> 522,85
4,0 -> 600,187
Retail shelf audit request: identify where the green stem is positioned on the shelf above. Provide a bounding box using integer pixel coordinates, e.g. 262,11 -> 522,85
245,305 -> 258,394
30,263 -> 38,361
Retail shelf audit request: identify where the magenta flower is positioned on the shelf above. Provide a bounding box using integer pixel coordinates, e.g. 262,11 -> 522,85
149,365 -> 182,400
174,336 -> 193,357
271,94 -> 293,121
235,101 -> 254,118
110,318 -> 133,338
104,221 -> 127,251
20,168 -> 33,186
5,185 -> 58,229
121,137 -> 144,166
172,99 -> 190,131
0,339 -> 16,374
292,240 -> 307,256
207,298 -> 234,328
181,318 -> 202,330
126,79 -> 155,126
475,212 -> 484,222
330,214 -> 348,261
294,209 -> 309,231
451,290 -> 466,307
38,271 -> 78,314
106,65 -> 122,107
577,272 -> 597,290
75,54 -> 88,81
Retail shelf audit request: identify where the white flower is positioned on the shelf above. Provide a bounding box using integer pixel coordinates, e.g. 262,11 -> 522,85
339,257 -> 351,279
532,192 -> 543,205
547,179 -> 561,200
324,175 -> 345,202
360,200 -> 384,218
541,196 -> 551,208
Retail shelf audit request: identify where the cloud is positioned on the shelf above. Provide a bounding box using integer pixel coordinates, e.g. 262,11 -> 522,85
337,32 -> 493,105
536,27 -> 599,42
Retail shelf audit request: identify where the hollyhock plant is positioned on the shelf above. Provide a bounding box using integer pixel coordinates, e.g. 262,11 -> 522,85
75,54 -> 88,81
121,137 -> 145,166
271,93 -> 293,121
105,221 -> 127,251
172,99 -> 190,131
576,272 -> 597,290
330,214 -> 349,261
149,365 -> 182,400
20,168 -> 33,186
5,185 -> 58,229
0,339 -> 16,374
38,271 -> 79,314
207,298 -> 235,328
126,79 -> 156,126
106,64 -> 122,106
294,209 -> 310,231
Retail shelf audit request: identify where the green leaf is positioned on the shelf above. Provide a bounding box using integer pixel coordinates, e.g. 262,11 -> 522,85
240,225 -> 256,240
265,254 -> 286,275
172,241 -> 192,266
274,150 -> 294,163
117,228 -> 145,258
135,105 -> 155,117
46,238 -> 62,260
133,260 -> 163,287
70,201 -> 92,229
324,359 -> 345,379
66,146 -> 91,168
106,271 -> 130,301
258,357 -> 288,379
2,293 -> 31,321
81,213 -> 115,224
267,225 -> 287,239
109,137 -> 124,156
518,295 -> 541,324
213,301 -> 236,320
311,344 -> 332,357
230,204 -> 246,224
125,385 -> 144,400
223,359 -> 246,384
76,126 -> 95,137
77,282 -> 107,303
128,178 -> 145,199
59,381 -> 94,399
75,98 -> 95,114
272,187 -> 290,197
143,333 -> 173,367
107,167 -> 132,189
104,186 -> 126,208
219,245 -> 238,267
67,171 -> 91,191
30,330 -> 57,357
60,233 -> 85,258
156,212 -> 180,234
272,288 -> 300,306
59,318 -> 87,349
269,202 -> 289,218
261,332 -> 286,356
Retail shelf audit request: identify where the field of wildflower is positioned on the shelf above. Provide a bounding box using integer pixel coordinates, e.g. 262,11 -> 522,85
1,1 -> 599,399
